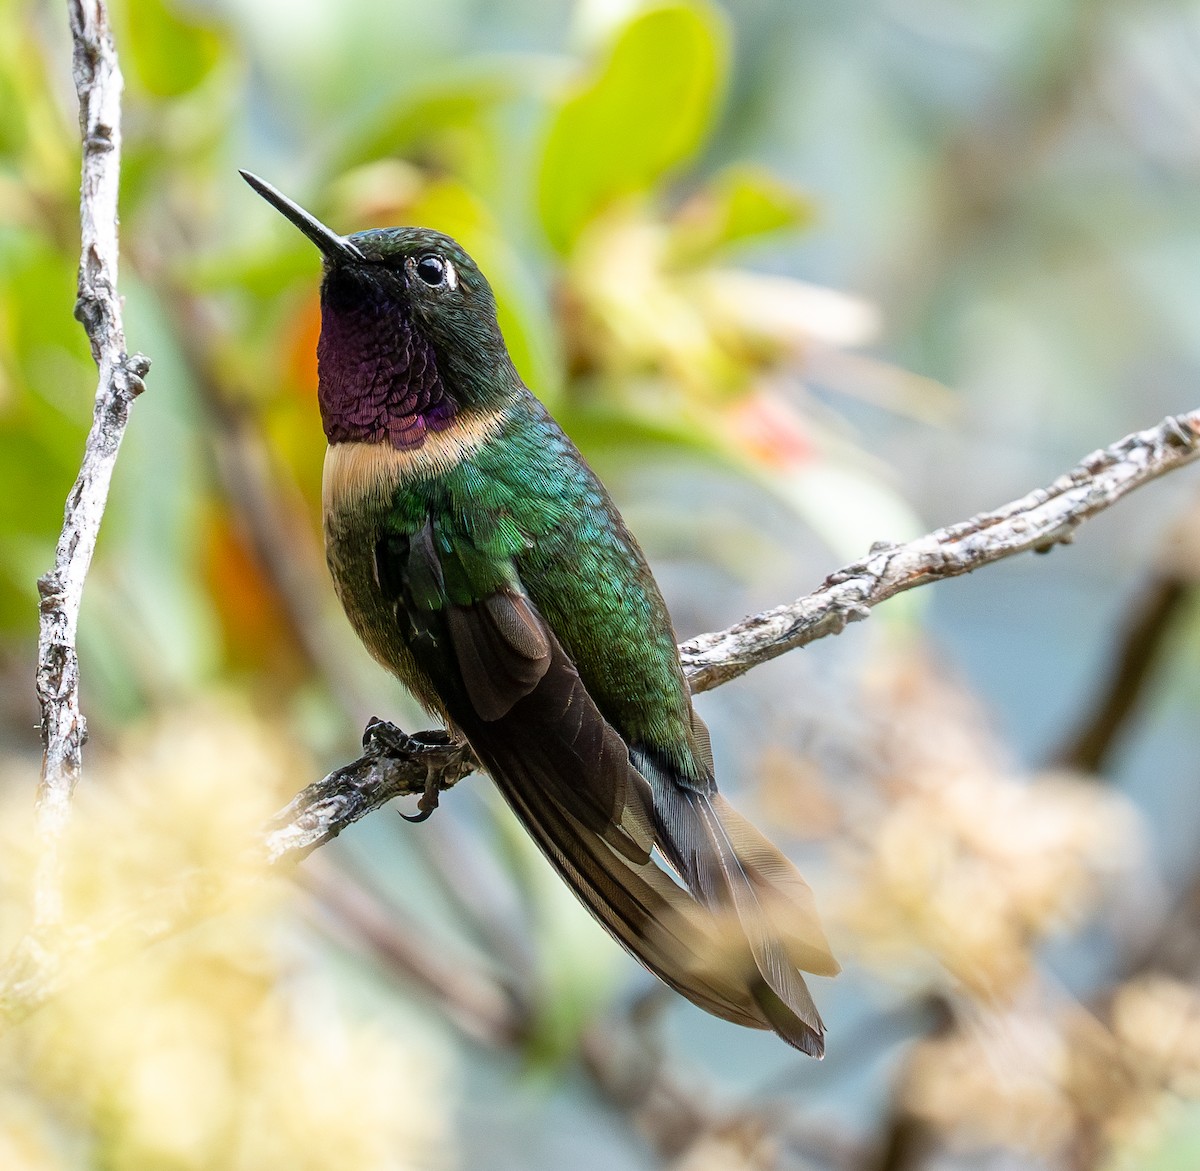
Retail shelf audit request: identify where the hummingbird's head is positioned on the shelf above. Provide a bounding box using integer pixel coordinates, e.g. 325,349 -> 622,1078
240,170 -> 518,449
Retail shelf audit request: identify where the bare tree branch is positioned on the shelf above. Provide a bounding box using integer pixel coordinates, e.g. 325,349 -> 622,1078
33,0 -> 148,933
680,412 -> 1200,691
263,723 -> 477,864
267,409 -> 1200,865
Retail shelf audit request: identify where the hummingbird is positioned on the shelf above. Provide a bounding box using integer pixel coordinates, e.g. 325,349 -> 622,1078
241,171 -> 839,1055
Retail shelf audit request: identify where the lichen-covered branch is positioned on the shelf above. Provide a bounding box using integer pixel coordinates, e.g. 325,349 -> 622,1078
266,409 -> 1200,866
263,723 -> 477,864
32,0 -> 149,933
679,410 -> 1200,691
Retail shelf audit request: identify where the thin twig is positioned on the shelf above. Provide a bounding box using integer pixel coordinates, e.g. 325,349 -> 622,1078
267,409 -> 1200,864
1051,573 -> 1191,774
298,854 -> 526,1047
680,411 -> 1200,692
33,0 -> 148,933
1051,484 -> 1200,773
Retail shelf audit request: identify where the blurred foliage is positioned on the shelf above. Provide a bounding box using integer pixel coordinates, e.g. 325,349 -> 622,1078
537,1 -> 727,253
0,705 -> 448,1170
4,0 -> 1200,1169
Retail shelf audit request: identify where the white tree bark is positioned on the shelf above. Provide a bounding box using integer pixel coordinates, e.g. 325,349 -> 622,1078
34,0 -> 149,931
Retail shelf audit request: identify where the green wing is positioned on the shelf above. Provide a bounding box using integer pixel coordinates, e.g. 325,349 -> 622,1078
374,498 -> 837,1055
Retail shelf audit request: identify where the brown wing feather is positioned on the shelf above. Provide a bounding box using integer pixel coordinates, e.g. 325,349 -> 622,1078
445,596 -> 550,720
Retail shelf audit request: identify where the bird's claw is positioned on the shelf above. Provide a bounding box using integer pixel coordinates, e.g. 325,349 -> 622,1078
399,761 -> 443,823
359,718 -> 462,824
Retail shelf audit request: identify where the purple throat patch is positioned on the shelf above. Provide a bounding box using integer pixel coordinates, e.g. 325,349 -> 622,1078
316,289 -> 456,449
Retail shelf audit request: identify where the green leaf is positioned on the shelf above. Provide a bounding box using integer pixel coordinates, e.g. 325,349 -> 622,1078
670,164 -> 816,262
1113,1100 -> 1200,1171
538,0 -> 728,254
115,0 -> 225,98
331,61 -> 541,174
557,395 -> 727,467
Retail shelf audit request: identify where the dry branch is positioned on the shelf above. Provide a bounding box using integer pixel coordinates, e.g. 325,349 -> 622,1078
680,412 -> 1200,691
266,409 -> 1200,865
33,0 -> 148,933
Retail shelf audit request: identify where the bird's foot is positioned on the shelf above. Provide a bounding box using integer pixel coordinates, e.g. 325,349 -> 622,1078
360,718 -> 465,824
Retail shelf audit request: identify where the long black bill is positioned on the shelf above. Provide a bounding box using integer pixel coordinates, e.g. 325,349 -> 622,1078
239,170 -> 364,262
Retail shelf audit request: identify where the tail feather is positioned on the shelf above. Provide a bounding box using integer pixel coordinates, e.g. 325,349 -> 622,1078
462,645 -> 835,1050
481,745 -> 774,1030
635,748 -> 837,1056
712,794 -> 841,978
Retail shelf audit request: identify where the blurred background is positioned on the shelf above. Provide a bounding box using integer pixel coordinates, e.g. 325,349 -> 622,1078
4,0 -> 1200,1167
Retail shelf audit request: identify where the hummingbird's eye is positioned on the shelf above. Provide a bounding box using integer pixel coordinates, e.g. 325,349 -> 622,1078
415,255 -> 446,286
